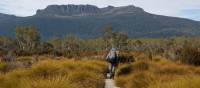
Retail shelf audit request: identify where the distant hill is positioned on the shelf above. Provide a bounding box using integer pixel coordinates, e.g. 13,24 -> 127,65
0,4 -> 200,39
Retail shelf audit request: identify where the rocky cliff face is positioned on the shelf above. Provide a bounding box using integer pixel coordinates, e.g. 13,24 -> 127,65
35,4 -> 145,17
101,5 -> 145,15
36,5 -> 101,16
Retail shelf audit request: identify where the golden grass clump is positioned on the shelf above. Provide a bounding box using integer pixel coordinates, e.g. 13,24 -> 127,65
115,56 -> 200,88
115,76 -> 129,87
116,64 -> 133,76
149,76 -> 200,88
125,72 -> 156,88
116,60 -> 150,76
68,70 -> 104,88
30,60 -> 64,77
0,58 -> 108,88
0,69 -> 29,88
21,75 -> 75,88
154,64 -> 191,75
115,72 -> 156,88
132,60 -> 150,71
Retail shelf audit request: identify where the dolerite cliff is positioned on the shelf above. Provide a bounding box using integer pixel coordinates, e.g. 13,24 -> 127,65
36,5 -> 101,16
0,5 -> 200,39
35,5 -> 145,17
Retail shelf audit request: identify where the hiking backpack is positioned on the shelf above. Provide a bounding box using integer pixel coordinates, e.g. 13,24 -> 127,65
107,50 -> 117,63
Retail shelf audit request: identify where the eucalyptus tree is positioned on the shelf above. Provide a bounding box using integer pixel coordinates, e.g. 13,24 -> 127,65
15,26 -> 40,55
103,26 -> 128,50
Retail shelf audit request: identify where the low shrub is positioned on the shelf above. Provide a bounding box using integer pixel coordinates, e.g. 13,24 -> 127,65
119,53 -> 135,63
4,62 -> 23,72
0,62 -> 7,72
16,56 -> 33,67
177,46 -> 200,66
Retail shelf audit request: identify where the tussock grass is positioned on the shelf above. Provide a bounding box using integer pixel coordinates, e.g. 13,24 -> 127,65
21,75 -> 75,88
30,60 -> 64,77
125,72 -> 156,88
149,76 -> 200,88
69,70 -> 104,88
0,58 -> 108,88
115,57 -> 200,88
116,64 -> 133,76
116,72 -> 156,88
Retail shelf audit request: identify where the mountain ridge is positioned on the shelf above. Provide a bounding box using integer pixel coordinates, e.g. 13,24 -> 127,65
35,4 -> 145,17
0,4 -> 200,39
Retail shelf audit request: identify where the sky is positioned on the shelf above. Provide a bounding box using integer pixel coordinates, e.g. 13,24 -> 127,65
0,0 -> 200,21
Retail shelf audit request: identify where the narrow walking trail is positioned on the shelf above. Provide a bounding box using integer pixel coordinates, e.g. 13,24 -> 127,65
105,79 -> 119,88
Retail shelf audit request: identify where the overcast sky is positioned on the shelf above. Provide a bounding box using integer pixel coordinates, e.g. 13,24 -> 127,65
0,0 -> 200,21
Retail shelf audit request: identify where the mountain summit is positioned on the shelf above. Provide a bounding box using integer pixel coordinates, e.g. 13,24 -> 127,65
0,5 -> 200,39
36,5 -> 100,16
35,4 -> 145,17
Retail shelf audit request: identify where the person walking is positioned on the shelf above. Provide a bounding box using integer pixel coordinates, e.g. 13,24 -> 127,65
106,48 -> 119,79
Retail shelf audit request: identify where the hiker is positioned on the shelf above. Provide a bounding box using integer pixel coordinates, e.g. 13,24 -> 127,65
106,48 -> 119,79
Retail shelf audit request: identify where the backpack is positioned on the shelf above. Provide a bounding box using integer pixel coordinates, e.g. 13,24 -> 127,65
107,51 -> 117,63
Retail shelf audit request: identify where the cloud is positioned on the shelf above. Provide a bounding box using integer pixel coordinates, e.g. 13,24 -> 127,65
0,0 -> 200,21
179,9 -> 200,21
0,0 -> 135,16
0,0 -> 67,16
133,0 -> 200,21
133,0 -> 199,15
